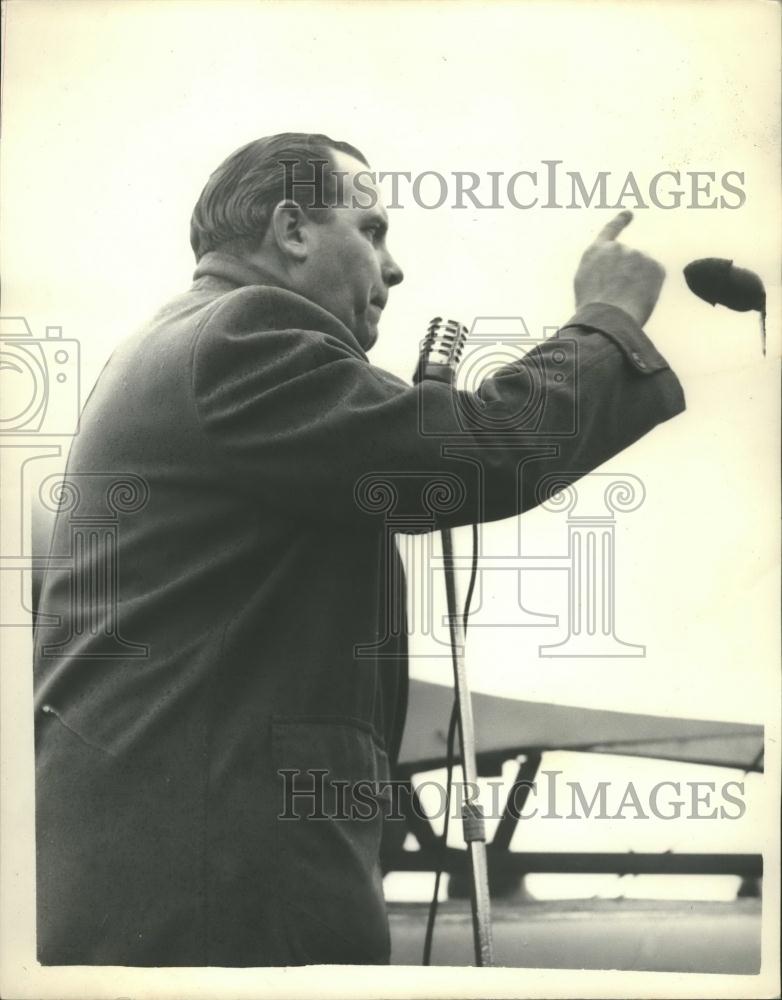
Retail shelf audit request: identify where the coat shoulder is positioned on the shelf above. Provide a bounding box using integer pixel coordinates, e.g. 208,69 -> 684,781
197,283 -> 359,347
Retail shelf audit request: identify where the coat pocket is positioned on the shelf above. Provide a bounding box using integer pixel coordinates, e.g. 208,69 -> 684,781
271,716 -> 391,965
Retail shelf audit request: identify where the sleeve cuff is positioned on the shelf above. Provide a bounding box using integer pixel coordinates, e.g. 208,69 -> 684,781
557,302 -> 671,375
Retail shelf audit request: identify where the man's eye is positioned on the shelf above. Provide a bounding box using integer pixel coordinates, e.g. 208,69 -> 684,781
364,225 -> 382,244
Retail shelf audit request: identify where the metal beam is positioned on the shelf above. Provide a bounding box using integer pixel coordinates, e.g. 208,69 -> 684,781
384,850 -> 763,878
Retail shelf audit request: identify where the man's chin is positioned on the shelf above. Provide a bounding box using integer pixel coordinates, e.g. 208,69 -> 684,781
357,320 -> 379,352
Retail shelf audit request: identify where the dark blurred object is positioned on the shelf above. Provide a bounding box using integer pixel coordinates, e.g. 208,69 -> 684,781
683,258 -> 766,354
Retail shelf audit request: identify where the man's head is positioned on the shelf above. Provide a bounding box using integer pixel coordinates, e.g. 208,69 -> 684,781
191,133 -> 404,349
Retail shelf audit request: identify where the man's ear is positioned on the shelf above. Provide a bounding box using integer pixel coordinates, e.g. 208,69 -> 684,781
269,200 -> 310,262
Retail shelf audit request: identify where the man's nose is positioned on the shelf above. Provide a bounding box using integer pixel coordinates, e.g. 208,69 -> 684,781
383,252 -> 404,288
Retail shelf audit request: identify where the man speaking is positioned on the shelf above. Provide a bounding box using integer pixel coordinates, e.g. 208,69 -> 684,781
33,133 -> 684,966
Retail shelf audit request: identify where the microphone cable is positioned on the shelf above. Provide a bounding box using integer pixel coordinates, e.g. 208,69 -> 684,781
422,521 -> 480,965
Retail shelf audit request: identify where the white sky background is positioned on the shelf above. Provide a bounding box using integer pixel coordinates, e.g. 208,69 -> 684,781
3,0 -> 778,723
1,0 -> 780,992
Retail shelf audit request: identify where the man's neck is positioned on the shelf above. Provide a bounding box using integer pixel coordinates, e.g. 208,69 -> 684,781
193,249 -> 291,291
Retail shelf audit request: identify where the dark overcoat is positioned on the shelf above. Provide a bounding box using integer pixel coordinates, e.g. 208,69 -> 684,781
33,252 -> 685,966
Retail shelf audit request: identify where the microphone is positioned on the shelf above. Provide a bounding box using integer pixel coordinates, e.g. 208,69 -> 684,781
410,312 -> 495,966
683,258 -> 767,355
412,316 -> 468,385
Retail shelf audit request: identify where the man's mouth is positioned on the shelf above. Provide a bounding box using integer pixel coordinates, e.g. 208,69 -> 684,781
370,294 -> 387,311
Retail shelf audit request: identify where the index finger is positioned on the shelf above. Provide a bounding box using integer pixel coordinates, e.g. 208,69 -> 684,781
593,209 -> 633,244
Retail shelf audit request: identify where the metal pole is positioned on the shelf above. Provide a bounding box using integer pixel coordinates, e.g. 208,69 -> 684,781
441,527 -> 494,967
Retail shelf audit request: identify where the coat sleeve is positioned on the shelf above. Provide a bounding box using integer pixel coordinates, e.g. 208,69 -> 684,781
191,289 -> 685,528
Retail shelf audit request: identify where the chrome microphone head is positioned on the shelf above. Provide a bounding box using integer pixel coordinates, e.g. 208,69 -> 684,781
412,316 -> 469,385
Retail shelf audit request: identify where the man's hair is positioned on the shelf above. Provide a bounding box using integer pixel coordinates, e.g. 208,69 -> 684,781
190,132 -> 369,261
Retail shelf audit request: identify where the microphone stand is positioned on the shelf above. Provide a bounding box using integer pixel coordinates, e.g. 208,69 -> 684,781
440,527 -> 495,967
414,317 -> 494,966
